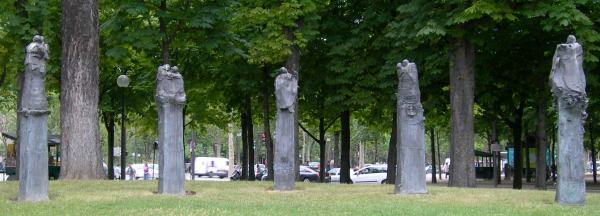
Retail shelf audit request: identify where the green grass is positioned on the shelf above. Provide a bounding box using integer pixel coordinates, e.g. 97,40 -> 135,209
1,181 -> 599,215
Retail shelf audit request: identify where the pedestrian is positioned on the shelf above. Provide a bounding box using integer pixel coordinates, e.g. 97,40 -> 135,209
127,164 -> 136,180
144,163 -> 150,180
442,163 -> 449,179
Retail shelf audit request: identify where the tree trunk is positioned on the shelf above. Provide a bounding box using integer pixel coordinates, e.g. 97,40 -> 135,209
228,123 -> 235,178
535,93 -> 547,189
448,37 -> 476,187
592,143 -> 597,184
103,112 -> 115,179
213,135 -> 221,157
246,96 -> 255,181
241,108 -> 248,180
340,110 -> 352,184
159,0 -> 170,65
525,138 -> 531,183
333,131 -> 340,167
430,127 -> 437,183
437,131 -> 442,180
492,120 -> 501,185
551,127 -> 556,182
386,110 -> 397,184
261,66 -> 274,181
60,0 -> 104,179
319,117 -> 326,182
512,103 -> 524,189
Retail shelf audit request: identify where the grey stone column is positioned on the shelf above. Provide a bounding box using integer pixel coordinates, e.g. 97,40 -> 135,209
550,35 -> 586,205
156,64 -> 186,195
395,60 -> 427,195
274,67 -> 298,191
18,35 -> 50,202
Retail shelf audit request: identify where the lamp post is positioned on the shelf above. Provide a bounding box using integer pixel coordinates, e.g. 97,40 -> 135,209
117,72 -> 129,180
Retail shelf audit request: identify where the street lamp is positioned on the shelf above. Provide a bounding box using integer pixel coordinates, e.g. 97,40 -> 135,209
117,71 -> 129,180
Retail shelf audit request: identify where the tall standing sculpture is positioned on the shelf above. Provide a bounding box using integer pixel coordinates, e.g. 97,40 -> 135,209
19,35 -> 50,202
395,59 -> 427,194
156,64 -> 186,195
274,67 -> 298,191
550,35 -> 587,205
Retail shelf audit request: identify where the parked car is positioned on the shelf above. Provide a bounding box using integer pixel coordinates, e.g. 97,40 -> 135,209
326,168 -> 342,182
259,166 -> 321,182
351,165 -> 388,184
308,162 -> 320,171
194,157 -> 229,178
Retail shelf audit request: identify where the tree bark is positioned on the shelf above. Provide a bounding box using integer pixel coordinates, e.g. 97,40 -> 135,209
551,127 -> 556,182
261,66 -> 274,181
159,0 -> 170,65
228,123 -> 235,178
319,117 -> 326,182
386,110 -> 397,184
246,96 -> 255,181
525,133 -> 531,183
340,110 -> 352,184
589,120 -> 597,184
535,92 -> 547,189
448,37 -> 476,187
102,112 -> 115,179
60,0 -> 104,179
511,102 -> 524,189
241,108 -> 248,180
430,127 -> 437,183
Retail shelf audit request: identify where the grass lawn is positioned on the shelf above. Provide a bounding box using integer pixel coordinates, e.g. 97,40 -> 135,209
1,181 -> 599,215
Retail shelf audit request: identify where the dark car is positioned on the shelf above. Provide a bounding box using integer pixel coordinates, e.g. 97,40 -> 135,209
260,166 -> 321,182
299,166 -> 320,182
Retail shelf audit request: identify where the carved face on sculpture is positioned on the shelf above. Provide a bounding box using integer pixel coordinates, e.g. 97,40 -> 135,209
33,35 -> 44,43
275,67 -> 298,112
567,35 -> 576,44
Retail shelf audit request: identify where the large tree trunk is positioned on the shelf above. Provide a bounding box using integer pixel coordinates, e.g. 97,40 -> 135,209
386,110 -> 397,184
246,96 -> 255,181
340,110 -> 352,184
261,66 -> 274,181
535,93 -> 547,189
448,37 -> 476,187
103,112 -> 115,179
512,103 -> 524,189
241,108 -> 248,180
60,0 -> 104,179
430,127 -> 437,183
319,117 -> 326,182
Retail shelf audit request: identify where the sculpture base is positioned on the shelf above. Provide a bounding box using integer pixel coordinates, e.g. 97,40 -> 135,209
157,103 -> 185,196
555,98 -> 586,205
273,111 -> 295,191
18,113 -> 49,202
394,106 -> 427,195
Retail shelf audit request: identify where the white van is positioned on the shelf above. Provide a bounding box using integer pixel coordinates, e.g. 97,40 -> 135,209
193,157 -> 229,178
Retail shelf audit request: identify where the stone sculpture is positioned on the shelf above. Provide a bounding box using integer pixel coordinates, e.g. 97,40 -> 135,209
273,67 -> 298,191
156,64 -> 186,195
550,35 -> 587,205
18,35 -> 50,202
395,59 -> 427,194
